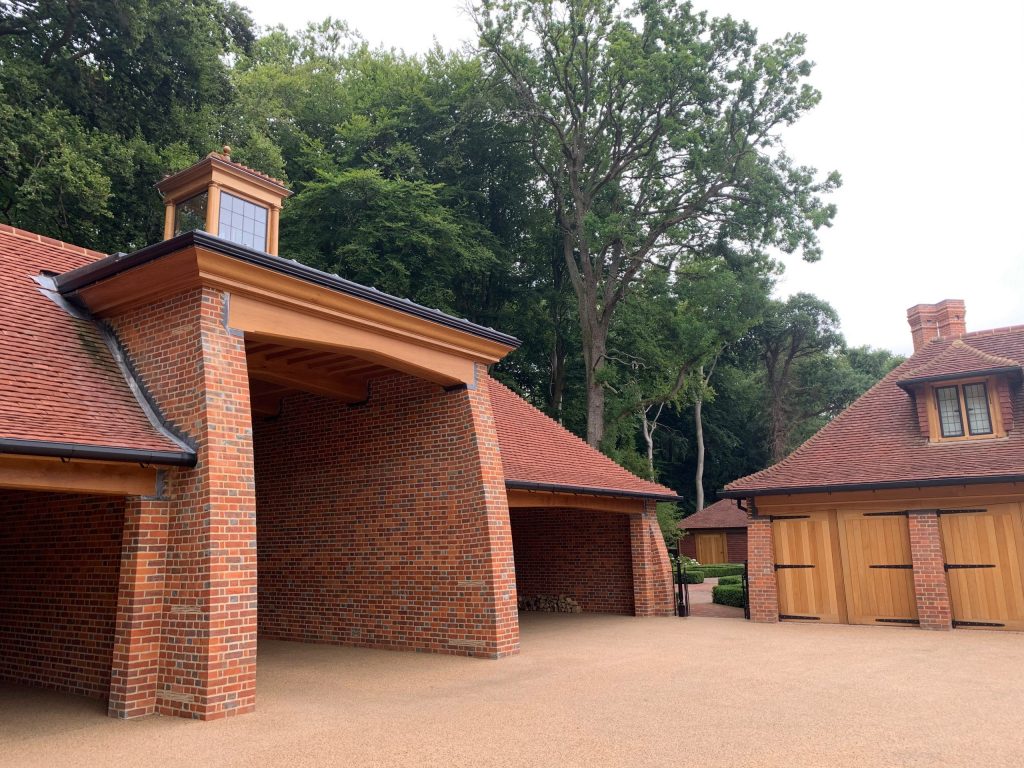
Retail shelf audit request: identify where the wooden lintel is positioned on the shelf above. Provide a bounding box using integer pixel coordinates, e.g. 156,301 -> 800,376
505,488 -> 644,515
0,455 -> 160,497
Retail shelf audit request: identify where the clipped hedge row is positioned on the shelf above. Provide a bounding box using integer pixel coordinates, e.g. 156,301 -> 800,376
682,569 -> 705,584
717,575 -> 743,586
697,563 -> 745,578
712,583 -> 745,608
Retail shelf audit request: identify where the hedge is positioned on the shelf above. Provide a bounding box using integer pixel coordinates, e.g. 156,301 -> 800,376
712,583 -> 745,608
697,563 -> 745,578
717,575 -> 743,585
681,569 -> 704,584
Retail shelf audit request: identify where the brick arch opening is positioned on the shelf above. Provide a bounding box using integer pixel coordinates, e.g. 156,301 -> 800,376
510,508 -> 635,614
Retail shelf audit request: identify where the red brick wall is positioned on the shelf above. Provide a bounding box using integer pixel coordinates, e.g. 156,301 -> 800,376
111,286 -> 258,719
0,491 -> 124,699
678,529 -> 747,563
746,515 -> 778,622
632,502 -> 675,616
253,370 -> 519,658
510,508 -> 634,614
908,510 -> 953,630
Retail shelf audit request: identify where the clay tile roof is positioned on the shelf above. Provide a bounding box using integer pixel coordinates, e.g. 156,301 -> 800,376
0,225 -> 191,461
725,327 -> 1024,496
205,151 -> 288,189
679,498 -> 747,529
897,339 -> 1022,387
488,376 -> 678,500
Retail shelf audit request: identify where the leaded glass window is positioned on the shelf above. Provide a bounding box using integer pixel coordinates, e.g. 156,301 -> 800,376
935,386 -> 964,438
174,192 -> 208,236
962,382 -> 993,435
218,191 -> 268,251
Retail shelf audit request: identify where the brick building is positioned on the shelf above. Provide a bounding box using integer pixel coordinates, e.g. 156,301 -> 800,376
678,498 -> 747,564
723,300 -> 1024,632
0,152 -> 676,721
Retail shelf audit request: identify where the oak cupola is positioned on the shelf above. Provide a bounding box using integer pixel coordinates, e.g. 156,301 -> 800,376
156,147 -> 292,255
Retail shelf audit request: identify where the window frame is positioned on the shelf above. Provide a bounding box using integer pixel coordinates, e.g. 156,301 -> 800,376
217,190 -> 269,251
927,376 -> 1003,442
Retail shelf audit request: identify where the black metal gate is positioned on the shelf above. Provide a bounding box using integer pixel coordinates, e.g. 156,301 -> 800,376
742,561 -> 750,620
670,545 -> 689,617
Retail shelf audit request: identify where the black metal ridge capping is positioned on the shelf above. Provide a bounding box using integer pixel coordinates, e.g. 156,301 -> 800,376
54,230 -> 522,348
504,478 -> 683,502
0,437 -> 196,467
719,473 -> 1024,499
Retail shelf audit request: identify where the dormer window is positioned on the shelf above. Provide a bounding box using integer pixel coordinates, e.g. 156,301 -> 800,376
935,382 -> 992,438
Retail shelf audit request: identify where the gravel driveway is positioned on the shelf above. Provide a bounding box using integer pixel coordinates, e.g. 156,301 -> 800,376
1,613 -> 1021,767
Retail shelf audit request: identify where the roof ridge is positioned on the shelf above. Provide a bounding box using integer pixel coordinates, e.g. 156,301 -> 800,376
205,151 -> 288,188
0,224 -> 107,261
726,357 -> 913,491
963,324 -> 1024,339
486,375 -> 676,496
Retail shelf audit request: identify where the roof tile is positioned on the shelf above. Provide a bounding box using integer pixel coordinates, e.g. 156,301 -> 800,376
680,498 -> 747,529
727,328 -> 1024,494
488,377 -> 677,499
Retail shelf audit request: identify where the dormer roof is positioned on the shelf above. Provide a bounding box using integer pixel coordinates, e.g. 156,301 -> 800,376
723,325 -> 1024,497
896,339 -> 1022,390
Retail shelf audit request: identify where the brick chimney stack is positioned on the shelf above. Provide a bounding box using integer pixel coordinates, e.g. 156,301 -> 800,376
907,299 -> 967,351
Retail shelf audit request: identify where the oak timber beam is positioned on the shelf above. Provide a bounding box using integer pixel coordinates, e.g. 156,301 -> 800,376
0,455 -> 161,497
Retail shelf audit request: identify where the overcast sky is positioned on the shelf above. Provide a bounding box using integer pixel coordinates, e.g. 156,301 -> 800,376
240,0 -> 1024,355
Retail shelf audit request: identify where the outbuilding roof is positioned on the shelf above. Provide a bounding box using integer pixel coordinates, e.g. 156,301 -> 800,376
0,225 -> 194,464
679,498 -> 747,529
724,327 -> 1024,497
488,377 -> 680,501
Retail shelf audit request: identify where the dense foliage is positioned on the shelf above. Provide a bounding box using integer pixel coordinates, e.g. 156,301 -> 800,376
0,1 -> 901,509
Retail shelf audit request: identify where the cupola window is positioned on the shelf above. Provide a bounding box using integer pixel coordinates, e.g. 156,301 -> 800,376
173,192 -> 208,236
217,191 -> 267,251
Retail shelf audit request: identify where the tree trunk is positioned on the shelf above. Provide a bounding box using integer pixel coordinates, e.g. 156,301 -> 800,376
581,322 -> 608,448
641,413 -> 655,480
694,395 -> 705,511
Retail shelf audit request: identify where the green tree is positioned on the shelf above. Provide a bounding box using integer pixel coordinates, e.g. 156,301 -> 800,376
474,0 -> 840,447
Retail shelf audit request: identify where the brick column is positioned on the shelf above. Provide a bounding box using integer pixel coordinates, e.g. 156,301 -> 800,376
747,514 -> 779,622
112,287 -> 257,719
908,511 -> 953,630
108,497 -> 169,719
448,367 -> 520,657
630,501 -> 674,616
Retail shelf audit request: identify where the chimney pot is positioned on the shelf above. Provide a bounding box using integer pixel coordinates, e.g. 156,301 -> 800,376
907,299 -> 966,352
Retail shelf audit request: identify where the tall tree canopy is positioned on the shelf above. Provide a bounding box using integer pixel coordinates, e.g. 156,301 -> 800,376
474,0 -> 840,447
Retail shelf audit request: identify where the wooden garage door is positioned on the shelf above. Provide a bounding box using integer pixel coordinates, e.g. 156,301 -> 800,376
940,504 -> 1024,631
695,532 -> 727,565
837,512 -> 918,626
772,512 -> 845,623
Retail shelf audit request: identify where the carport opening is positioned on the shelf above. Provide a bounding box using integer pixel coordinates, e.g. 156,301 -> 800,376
249,340 -> 497,654
0,489 -> 124,701
510,508 -> 635,615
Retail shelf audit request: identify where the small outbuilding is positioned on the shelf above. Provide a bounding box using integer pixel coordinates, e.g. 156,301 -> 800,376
678,498 -> 747,564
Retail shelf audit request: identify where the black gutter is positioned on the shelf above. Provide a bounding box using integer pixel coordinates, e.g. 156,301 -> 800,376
719,473 -> 1024,499
896,366 -> 1022,391
0,438 -> 197,467
505,479 -> 683,502
54,230 -> 522,349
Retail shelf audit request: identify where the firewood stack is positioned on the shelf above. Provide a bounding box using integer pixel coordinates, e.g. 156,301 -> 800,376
517,594 -> 582,613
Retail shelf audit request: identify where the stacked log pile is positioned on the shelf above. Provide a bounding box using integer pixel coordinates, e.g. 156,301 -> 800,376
517,594 -> 582,613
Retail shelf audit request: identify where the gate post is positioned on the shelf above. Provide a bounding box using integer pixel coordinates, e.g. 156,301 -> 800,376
747,514 -> 778,622
908,511 -> 953,630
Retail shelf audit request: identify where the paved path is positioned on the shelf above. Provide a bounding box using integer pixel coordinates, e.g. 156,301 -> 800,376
686,577 -> 745,619
2,614 -> 1023,767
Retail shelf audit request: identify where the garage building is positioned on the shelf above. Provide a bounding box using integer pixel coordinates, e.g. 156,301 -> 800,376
723,300 -> 1024,631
